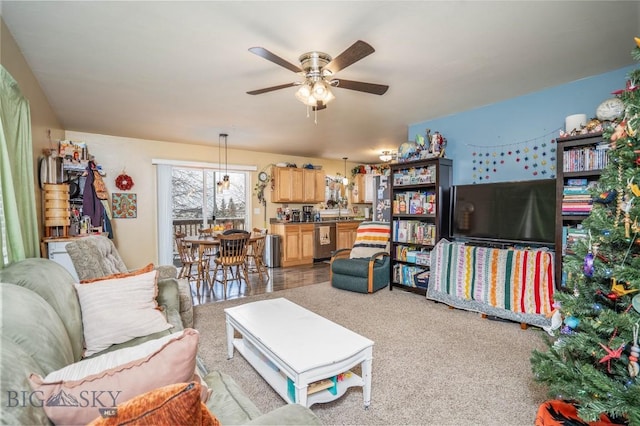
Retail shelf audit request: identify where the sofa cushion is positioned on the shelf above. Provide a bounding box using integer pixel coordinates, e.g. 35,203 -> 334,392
349,222 -> 390,259
204,371 -> 262,425
74,270 -> 172,357
332,257 -> 387,277
0,283 -> 74,374
79,263 -> 154,283
87,382 -> 218,426
0,258 -> 84,361
66,236 -> 128,281
29,329 -> 200,426
0,336 -> 51,426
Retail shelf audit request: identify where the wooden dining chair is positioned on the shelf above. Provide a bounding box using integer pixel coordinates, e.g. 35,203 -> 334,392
197,227 -> 218,264
247,228 -> 269,281
210,232 -> 251,298
175,232 -> 209,295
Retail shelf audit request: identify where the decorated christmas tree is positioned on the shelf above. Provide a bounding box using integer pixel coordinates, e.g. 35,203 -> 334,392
531,38 -> 640,425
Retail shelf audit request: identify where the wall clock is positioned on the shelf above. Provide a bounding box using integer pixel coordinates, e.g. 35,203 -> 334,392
596,98 -> 625,122
258,171 -> 269,182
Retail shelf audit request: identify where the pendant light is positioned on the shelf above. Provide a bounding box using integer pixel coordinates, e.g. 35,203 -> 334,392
222,133 -> 230,189
342,157 -> 349,185
216,133 -> 225,194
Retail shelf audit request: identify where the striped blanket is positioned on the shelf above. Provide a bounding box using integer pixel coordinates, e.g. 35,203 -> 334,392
427,239 -> 555,327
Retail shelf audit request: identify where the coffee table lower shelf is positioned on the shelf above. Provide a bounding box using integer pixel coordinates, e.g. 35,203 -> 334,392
233,338 -> 364,407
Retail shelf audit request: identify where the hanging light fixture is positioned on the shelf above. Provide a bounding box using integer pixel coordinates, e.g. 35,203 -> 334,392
379,151 -> 393,162
216,134 -> 224,194
220,133 -> 230,190
342,157 -> 349,185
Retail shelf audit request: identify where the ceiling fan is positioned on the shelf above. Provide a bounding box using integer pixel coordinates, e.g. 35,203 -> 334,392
247,40 -> 389,111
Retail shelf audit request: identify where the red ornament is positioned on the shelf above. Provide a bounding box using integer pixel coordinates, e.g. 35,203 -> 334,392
115,173 -> 134,191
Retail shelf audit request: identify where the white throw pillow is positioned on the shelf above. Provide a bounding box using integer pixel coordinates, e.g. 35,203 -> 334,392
74,270 -> 172,357
29,329 -> 202,426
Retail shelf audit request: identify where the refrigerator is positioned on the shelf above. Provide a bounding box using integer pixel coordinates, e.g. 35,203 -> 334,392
372,175 -> 391,222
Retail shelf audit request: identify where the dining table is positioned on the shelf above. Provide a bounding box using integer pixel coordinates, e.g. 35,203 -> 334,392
183,233 -> 263,291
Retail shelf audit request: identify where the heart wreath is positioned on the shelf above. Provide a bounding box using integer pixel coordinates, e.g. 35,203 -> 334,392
115,173 -> 134,191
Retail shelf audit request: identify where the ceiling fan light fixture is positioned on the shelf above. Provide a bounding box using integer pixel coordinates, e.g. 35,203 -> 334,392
295,83 -> 312,101
312,80 -> 329,100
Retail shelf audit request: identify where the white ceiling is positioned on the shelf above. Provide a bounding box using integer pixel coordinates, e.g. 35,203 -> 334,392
2,1 -> 638,164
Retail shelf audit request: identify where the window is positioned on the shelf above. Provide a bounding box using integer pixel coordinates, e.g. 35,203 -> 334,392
154,159 -> 255,265
172,168 -> 248,235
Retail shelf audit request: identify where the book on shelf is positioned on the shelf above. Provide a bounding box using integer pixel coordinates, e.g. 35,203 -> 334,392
562,225 -> 589,255
393,220 -> 436,245
393,263 -> 428,287
562,142 -> 609,172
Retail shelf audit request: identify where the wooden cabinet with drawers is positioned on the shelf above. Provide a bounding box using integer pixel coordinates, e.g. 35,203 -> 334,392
270,223 -> 315,267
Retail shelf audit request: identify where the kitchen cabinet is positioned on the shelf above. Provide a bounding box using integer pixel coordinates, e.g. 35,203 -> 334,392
272,167 -> 325,203
555,132 -> 607,288
390,158 -> 452,295
304,169 -> 326,203
350,174 -> 375,204
336,221 -> 360,250
270,223 -> 315,267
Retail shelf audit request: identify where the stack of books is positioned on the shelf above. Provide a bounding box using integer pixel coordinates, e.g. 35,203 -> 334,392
562,179 -> 592,215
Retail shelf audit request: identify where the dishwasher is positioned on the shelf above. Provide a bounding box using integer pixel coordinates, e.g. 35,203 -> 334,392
313,222 -> 336,260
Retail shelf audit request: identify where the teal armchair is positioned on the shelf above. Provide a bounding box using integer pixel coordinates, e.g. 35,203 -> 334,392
329,221 -> 391,293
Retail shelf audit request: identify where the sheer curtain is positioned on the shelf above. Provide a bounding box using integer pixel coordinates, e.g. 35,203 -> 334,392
0,66 -> 39,267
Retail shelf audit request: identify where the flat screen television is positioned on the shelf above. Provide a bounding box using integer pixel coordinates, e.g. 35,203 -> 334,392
451,179 -> 556,246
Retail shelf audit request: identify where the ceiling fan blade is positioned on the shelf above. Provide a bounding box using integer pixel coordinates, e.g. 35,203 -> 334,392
247,82 -> 298,95
324,40 -> 375,74
333,78 -> 389,95
248,47 -> 302,73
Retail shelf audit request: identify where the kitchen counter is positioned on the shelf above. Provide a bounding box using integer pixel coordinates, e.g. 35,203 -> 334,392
269,218 -> 364,224
269,220 -> 363,267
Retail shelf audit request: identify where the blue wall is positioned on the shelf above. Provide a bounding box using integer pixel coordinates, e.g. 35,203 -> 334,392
408,65 -> 636,185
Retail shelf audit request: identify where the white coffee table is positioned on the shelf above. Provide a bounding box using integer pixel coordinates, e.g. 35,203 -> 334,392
225,297 -> 374,408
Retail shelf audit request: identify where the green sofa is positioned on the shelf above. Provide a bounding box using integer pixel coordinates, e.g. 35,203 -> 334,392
0,258 -> 321,425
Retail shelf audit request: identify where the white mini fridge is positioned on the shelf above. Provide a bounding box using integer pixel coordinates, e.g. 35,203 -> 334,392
47,241 -> 80,281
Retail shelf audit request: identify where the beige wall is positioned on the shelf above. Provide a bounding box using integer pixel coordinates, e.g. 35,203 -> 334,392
1,18 -> 65,235
2,17 -> 360,268
66,131 -> 357,268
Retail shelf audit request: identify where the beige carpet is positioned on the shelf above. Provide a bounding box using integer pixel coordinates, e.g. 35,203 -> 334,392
194,283 -> 549,426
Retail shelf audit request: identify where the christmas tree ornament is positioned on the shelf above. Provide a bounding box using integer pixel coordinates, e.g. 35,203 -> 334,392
611,277 -> 640,297
629,323 -> 639,378
564,316 -> 580,329
592,303 -> 603,312
598,343 -> 625,373
594,189 -> 617,204
543,304 -> 563,336
633,294 -> 640,313
610,120 -> 628,144
583,252 -> 595,277
627,178 -> 640,197
614,165 -> 624,227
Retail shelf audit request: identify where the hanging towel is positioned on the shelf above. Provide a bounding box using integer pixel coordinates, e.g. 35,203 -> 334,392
319,226 -> 331,245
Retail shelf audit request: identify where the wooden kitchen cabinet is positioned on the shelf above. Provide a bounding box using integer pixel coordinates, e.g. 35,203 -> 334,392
272,167 -> 325,203
303,169 -> 325,203
272,167 -> 303,202
336,221 -> 361,251
270,223 -> 315,267
349,174 -> 375,204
